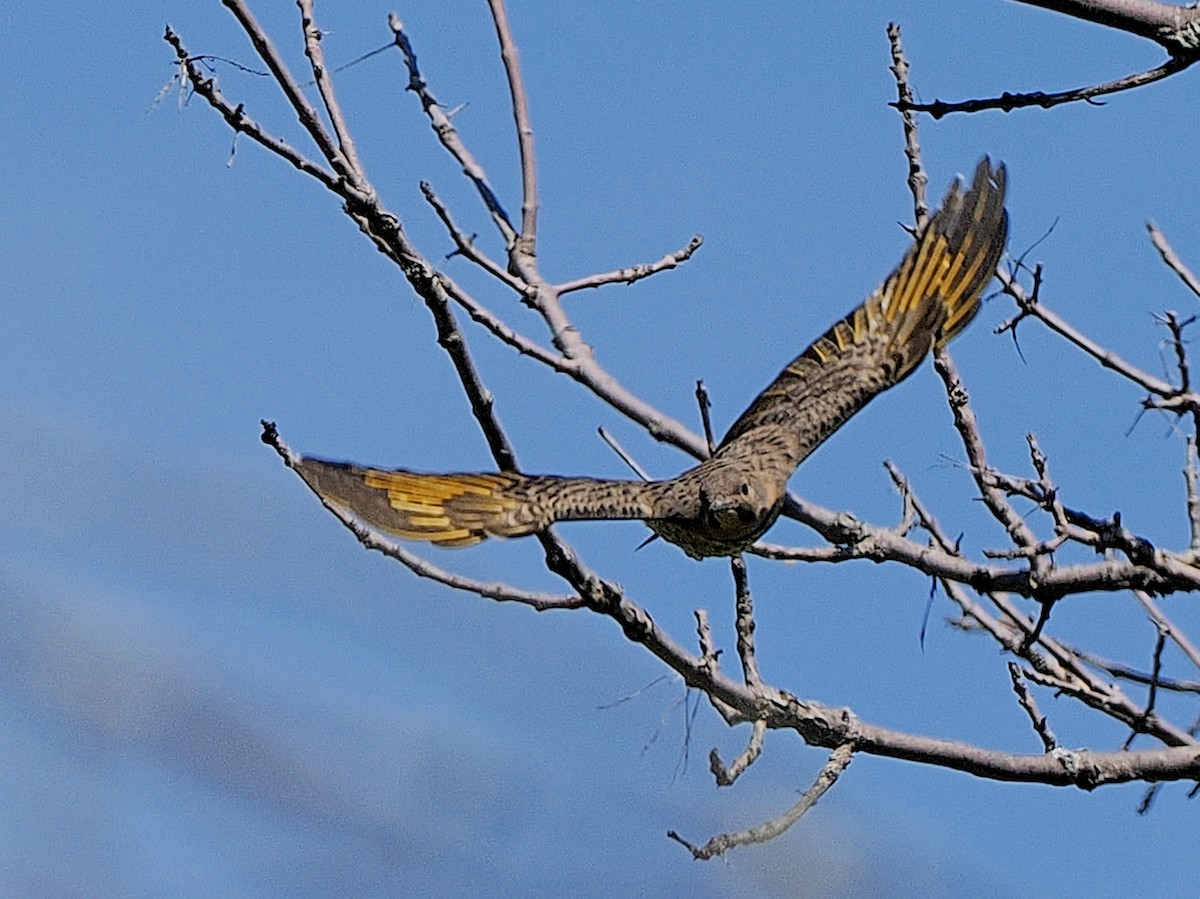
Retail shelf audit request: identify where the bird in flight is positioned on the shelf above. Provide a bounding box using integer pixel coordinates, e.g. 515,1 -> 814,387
281,158 -> 1008,559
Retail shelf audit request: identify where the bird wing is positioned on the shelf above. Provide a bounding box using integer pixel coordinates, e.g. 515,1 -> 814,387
713,157 -> 1008,475
284,158 -> 1007,556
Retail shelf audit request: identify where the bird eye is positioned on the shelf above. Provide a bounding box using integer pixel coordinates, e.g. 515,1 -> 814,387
740,483 -> 750,496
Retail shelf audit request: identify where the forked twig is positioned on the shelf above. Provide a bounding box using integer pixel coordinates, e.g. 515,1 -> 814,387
670,743 -> 855,858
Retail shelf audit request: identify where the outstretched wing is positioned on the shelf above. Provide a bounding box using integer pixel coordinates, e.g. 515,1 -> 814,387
282,158 -> 1007,557
713,157 -> 1008,475
291,457 -> 662,547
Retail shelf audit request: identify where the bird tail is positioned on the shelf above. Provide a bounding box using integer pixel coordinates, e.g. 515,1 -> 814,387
291,456 -> 656,547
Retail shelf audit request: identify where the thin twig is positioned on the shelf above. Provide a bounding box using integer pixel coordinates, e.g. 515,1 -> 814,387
1161,311 -> 1194,395
598,427 -> 653,481
486,0 -> 539,273
1186,437 -> 1200,551
164,28 -> 340,191
694,609 -> 720,671
694,609 -> 740,725
1134,590 -> 1200,679
1148,221 -> 1200,300
1009,663 -> 1058,752
883,456 -> 1187,746
670,743 -> 854,859
221,0 -> 359,186
885,460 -> 919,537
886,23 -> 928,224
998,269 -> 1185,400
934,350 -> 1048,574
895,55 -> 1195,118
754,508 -> 1196,598
420,181 -> 523,289
1122,627 -> 1168,750
391,8 -> 715,468
706,556 -> 768,786
388,12 -> 516,241
556,235 -> 704,294
695,381 -> 716,455
1061,647 -> 1200,694
297,0 -> 365,176
434,270 -> 564,369
709,721 -> 767,787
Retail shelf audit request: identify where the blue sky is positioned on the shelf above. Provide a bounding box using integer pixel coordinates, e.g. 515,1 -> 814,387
4,2 -> 1200,896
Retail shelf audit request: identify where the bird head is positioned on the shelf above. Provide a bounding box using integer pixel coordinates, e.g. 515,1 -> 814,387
647,467 -> 786,558
698,470 -> 780,539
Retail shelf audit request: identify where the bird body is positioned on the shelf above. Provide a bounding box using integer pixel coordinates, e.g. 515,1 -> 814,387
290,159 -> 1009,559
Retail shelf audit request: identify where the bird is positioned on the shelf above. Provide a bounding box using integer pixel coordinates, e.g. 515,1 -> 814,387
283,158 -> 1008,559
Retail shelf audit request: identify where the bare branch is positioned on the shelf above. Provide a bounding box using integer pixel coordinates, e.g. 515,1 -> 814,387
730,556 -> 763,690
757,497 -> 1198,600
1148,221 -> 1200,300
387,12 -> 517,242
486,0 -> 540,271
381,7 -> 713,465
1159,309 -> 1200,439
297,0 -> 365,176
1121,627 -> 1169,749
164,27 -> 340,191
998,268 -> 1185,400
886,23 -> 929,224
895,55 -> 1194,118
881,460 -> 1192,747
1013,0 -> 1200,51
704,555 -> 769,787
556,235 -> 704,295
694,609 -> 741,725
933,349 -> 1046,568
1134,590 -> 1200,677
434,270 -> 564,369
1009,663 -> 1059,752
420,180 -> 523,289
172,1 -> 1200,830
597,427 -> 653,481
534,533 -> 1200,782
221,0 -> 361,186
695,381 -> 716,456
1063,646 -> 1200,694
416,267 -> 523,472
709,720 -> 766,787
885,461 -> 920,537
672,743 -> 854,859
1186,437 -> 1200,551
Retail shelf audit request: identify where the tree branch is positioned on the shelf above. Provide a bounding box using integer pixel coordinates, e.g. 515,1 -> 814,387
1014,0 -> 1200,51
674,743 -> 854,859
486,0 -> 540,272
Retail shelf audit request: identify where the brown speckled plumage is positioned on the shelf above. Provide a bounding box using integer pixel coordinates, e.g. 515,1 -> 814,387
292,159 -> 1008,559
